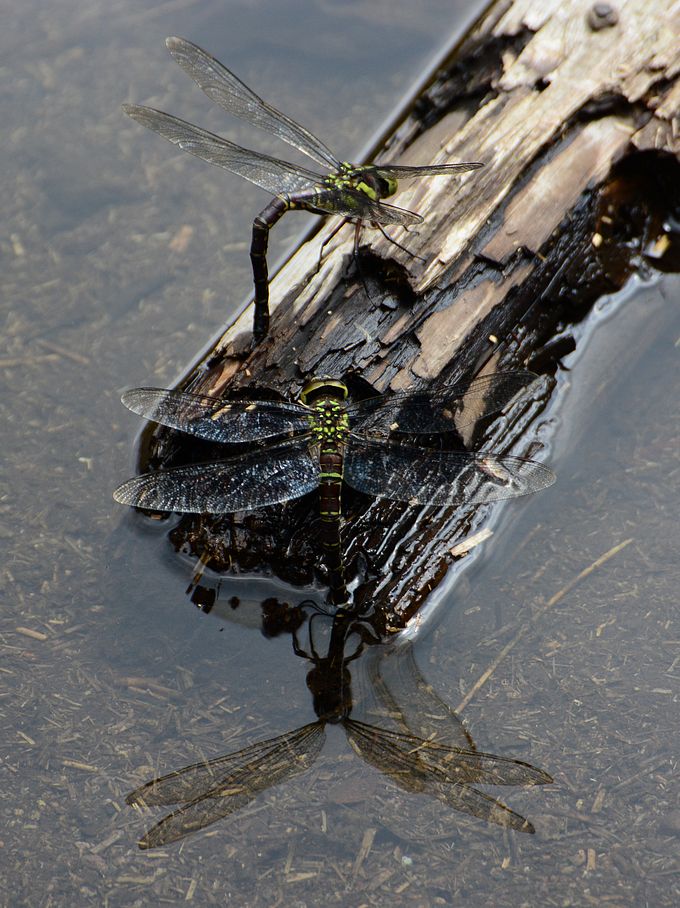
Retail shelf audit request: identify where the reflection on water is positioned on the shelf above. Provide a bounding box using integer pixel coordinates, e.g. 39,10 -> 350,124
127,608 -> 551,848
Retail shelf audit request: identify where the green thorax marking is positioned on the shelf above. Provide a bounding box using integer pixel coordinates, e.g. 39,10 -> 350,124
323,163 -> 398,202
300,378 -> 350,452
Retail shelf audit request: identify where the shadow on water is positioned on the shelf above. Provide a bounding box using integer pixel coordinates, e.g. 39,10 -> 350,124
126,606 -> 551,849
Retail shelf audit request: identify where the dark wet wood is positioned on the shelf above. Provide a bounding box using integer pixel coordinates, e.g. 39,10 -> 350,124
147,0 -> 680,629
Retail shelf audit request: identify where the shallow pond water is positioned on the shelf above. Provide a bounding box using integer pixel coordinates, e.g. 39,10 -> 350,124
2,1 -> 679,905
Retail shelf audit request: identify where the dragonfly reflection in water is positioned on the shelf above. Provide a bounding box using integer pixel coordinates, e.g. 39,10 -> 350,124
113,371 -> 555,604
126,610 -> 552,849
123,37 -> 483,343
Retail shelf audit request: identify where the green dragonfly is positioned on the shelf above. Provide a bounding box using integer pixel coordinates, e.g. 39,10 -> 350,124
126,612 -> 552,848
113,371 -> 555,604
123,37 -> 483,343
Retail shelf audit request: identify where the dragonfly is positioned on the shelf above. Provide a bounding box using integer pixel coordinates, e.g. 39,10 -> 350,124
113,371 -> 555,604
126,612 -> 552,848
123,37 -> 483,343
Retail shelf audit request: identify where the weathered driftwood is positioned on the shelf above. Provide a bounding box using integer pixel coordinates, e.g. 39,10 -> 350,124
146,0 -> 680,630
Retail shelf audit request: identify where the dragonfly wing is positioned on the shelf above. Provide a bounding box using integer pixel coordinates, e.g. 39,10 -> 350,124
418,745 -> 553,787
410,779 -> 539,833
378,782 -> 537,837
344,437 -> 555,507
113,438 -> 318,513
345,720 -> 551,787
136,786 -> 257,849
345,720 -> 546,835
309,188 -> 423,226
130,722 -> 326,849
166,37 -> 341,171
127,722 -> 325,807
122,388 -> 310,443
368,643 -> 476,750
372,162 -> 484,179
123,104 -> 324,196
346,371 -> 539,435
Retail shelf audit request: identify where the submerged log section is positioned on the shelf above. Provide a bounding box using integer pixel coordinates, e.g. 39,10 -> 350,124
165,0 -> 680,628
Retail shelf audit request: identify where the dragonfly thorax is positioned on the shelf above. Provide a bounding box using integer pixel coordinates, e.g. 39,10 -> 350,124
328,163 -> 398,202
309,400 -> 350,448
300,378 -> 350,448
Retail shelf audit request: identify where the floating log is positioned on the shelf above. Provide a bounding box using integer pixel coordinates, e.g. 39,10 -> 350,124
141,0 -> 680,631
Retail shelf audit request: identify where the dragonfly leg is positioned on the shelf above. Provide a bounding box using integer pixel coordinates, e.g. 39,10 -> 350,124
353,219 -> 363,256
343,219 -> 375,304
250,196 -> 289,343
374,222 -> 426,263
313,216 -> 371,302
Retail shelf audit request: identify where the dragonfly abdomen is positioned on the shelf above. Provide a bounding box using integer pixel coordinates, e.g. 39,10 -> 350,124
318,448 -> 343,521
250,196 -> 291,343
318,447 -> 347,605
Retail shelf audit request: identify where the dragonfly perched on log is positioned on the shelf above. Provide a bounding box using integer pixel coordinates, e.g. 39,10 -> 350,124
123,37 -> 483,343
113,371 -> 555,605
126,611 -> 552,849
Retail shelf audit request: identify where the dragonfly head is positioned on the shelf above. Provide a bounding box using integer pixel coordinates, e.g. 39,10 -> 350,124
300,377 -> 348,406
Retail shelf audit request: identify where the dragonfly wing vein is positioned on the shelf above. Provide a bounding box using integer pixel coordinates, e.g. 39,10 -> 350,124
373,162 -> 484,179
123,105 -> 324,196
166,37 -> 340,170
344,439 -> 555,507
346,371 -> 539,435
121,388 -> 311,442
113,439 -> 318,513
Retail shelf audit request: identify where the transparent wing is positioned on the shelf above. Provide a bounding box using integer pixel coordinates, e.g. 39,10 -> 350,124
372,162 -> 484,179
127,722 -> 325,849
123,104 -> 325,196
344,720 -> 552,787
382,775 -> 540,834
113,438 -> 318,513
309,187 -> 423,226
166,37 -> 340,170
346,371 -> 539,436
344,438 -> 555,507
345,719 -> 550,834
121,387 -> 311,443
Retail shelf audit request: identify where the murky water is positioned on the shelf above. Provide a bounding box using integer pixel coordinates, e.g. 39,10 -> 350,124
420,277 -> 680,905
2,0 -> 679,905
